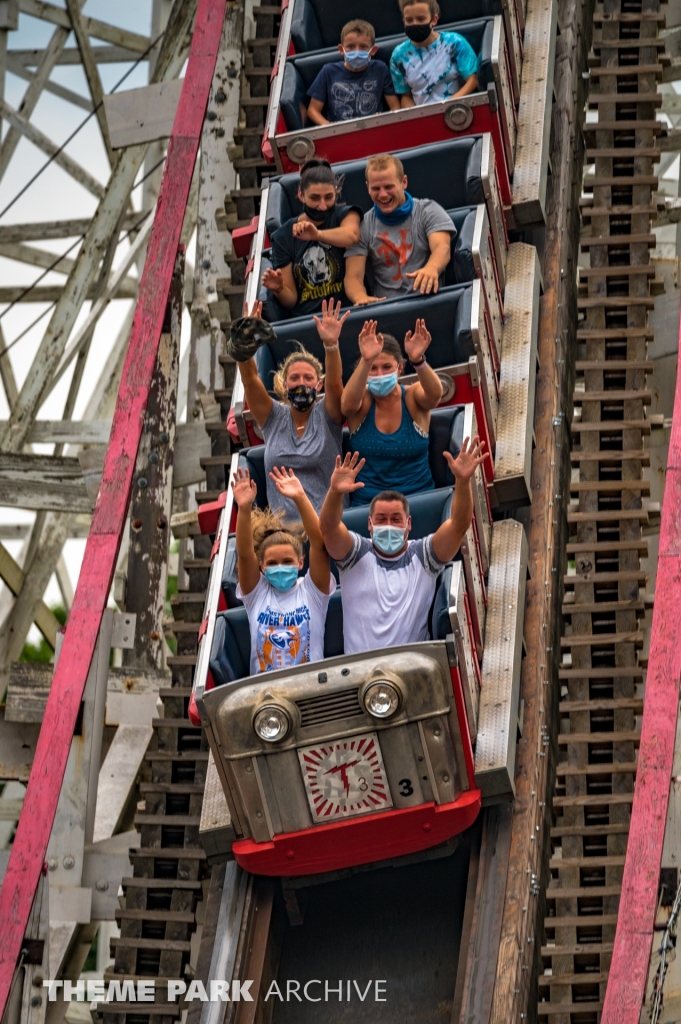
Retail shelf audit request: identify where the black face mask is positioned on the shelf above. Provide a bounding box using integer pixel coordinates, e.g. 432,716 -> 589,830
287,385 -> 318,412
302,202 -> 336,225
405,23 -> 433,43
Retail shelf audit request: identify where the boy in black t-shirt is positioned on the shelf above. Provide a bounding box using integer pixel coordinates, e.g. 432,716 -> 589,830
307,19 -> 399,126
262,159 -> 363,317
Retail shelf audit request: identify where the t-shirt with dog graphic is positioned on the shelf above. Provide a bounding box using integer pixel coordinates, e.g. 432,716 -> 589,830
237,572 -> 337,676
345,198 -> 455,301
270,203 -> 363,315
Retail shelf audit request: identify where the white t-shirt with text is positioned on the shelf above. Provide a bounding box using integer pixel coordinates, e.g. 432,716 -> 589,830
237,572 -> 336,676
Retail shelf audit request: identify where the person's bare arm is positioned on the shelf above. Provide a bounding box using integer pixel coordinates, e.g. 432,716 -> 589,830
453,73 -> 478,98
307,97 -> 330,125
431,438 -> 489,563
400,91 -> 416,108
405,230 -> 452,295
261,263 -> 298,308
404,319 -> 443,411
232,469 -> 261,595
239,358 -> 273,429
270,468 -> 331,594
344,253 -> 385,306
319,453 -> 366,561
340,320 -> 384,418
385,93 -> 401,111
313,298 -> 350,424
293,211 -> 361,248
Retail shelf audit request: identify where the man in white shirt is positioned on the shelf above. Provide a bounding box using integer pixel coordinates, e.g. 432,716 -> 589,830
318,440 -> 487,654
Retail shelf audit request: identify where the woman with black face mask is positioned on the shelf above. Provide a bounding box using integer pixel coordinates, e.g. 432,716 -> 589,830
237,299 -> 348,522
262,158 -> 363,317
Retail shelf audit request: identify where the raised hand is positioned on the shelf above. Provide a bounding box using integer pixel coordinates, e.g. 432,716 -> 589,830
358,320 -> 385,365
329,452 -> 366,494
261,267 -> 284,294
242,299 -> 263,319
269,466 -> 306,501
292,220 -> 319,241
443,436 -> 489,482
231,467 -> 258,507
313,298 -> 351,348
404,318 -> 432,364
405,262 -> 440,295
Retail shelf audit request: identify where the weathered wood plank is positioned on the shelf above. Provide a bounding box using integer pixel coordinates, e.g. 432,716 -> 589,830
0,453 -> 90,513
105,79 -> 183,149
0,541 -> 58,645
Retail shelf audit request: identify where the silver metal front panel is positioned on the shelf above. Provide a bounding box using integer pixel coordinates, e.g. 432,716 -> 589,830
480,134 -> 507,287
472,204 -> 503,366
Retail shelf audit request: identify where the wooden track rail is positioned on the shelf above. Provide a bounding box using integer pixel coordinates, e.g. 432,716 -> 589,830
537,1 -> 664,1019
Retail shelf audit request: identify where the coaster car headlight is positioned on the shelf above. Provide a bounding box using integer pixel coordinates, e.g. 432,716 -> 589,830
363,681 -> 401,719
253,704 -> 291,742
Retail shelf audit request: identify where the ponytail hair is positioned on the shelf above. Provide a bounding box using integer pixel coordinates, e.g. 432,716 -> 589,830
251,506 -> 306,563
299,158 -> 345,198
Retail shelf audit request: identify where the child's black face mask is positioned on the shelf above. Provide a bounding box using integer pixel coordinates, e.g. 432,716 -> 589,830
405,23 -> 433,43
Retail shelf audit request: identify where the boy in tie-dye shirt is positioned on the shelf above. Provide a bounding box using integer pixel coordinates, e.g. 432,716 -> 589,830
390,0 -> 479,107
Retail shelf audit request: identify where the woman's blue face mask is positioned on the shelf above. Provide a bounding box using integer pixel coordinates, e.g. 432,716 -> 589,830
367,372 -> 398,397
263,565 -> 299,591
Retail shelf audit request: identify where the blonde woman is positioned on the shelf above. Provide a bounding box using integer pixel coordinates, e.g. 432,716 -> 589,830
238,298 -> 349,520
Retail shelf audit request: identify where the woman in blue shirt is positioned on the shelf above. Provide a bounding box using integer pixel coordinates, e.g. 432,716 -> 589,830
340,320 -> 443,505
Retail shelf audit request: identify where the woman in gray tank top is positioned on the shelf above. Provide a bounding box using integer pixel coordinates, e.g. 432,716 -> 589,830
238,299 -> 348,521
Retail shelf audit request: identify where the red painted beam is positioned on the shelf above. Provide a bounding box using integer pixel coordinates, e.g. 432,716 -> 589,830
601,321 -> 681,1020
0,0 -> 226,1010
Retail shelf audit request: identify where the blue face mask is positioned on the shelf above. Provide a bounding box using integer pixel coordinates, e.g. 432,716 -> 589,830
367,372 -> 398,398
371,524 -> 407,556
344,49 -> 372,70
263,565 -> 299,591
373,191 -> 415,225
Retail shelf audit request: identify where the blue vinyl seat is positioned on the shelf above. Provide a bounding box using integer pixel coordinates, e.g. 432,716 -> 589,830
264,137 -> 486,237
255,283 -> 477,394
280,20 -> 493,132
290,0 -> 501,53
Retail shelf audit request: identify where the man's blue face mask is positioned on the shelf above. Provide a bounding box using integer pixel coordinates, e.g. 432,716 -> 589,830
370,524 -> 407,556
367,372 -> 398,397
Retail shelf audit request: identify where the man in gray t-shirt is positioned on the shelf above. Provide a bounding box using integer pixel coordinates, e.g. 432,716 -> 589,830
344,153 -> 455,304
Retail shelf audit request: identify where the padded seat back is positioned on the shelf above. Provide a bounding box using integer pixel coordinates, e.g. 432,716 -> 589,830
254,283 -> 475,391
292,0 -> 500,51
341,486 -> 452,538
209,589 -> 345,685
265,136 -> 484,236
237,405 -> 466,509
283,20 -> 493,132
449,207 -> 477,287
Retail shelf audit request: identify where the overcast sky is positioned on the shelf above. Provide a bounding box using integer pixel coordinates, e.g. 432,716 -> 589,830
0,0 -> 194,620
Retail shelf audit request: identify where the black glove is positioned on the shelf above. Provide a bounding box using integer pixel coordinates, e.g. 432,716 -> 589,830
226,316 -> 275,362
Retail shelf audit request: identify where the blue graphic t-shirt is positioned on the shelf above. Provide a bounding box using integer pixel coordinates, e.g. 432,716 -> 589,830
308,60 -> 395,122
237,572 -> 336,675
390,31 -> 479,105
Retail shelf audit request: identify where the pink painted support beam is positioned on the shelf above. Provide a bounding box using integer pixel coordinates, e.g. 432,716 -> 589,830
601,330 -> 681,1019
0,0 -> 226,1011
